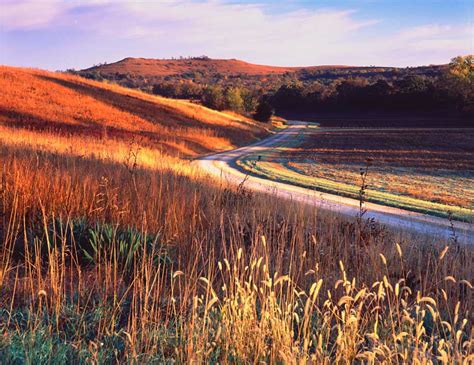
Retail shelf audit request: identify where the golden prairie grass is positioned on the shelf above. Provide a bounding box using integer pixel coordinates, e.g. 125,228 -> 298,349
0,124 -> 198,175
0,66 -> 267,158
0,141 -> 472,363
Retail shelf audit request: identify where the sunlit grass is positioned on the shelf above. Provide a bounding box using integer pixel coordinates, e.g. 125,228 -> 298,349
0,125 -> 199,176
0,66 -> 267,158
1,137 -> 473,363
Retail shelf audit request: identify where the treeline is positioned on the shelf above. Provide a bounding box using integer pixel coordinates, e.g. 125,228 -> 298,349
158,56 -> 472,120
269,73 -> 470,114
75,56 -> 473,122
152,82 -> 271,121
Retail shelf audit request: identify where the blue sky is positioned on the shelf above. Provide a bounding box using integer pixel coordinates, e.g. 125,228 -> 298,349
1,0 -> 472,70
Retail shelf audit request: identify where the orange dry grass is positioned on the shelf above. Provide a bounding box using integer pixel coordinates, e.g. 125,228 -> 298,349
0,146 -> 472,363
0,66 -> 267,159
0,125 -> 196,174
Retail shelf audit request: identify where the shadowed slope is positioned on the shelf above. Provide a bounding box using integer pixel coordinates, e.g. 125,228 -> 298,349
0,66 -> 267,158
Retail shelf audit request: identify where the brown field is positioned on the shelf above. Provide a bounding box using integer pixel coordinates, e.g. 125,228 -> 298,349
0,68 -> 472,362
86,57 -> 351,76
287,128 -> 474,209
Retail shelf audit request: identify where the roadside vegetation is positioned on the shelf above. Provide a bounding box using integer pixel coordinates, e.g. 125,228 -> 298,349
0,66 -> 472,363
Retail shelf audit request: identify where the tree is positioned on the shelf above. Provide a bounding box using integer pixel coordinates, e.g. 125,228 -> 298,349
224,87 -> 244,112
180,81 -> 202,99
335,78 -> 368,108
362,79 -> 392,109
444,55 -> 474,113
152,82 -> 182,98
241,89 -> 259,113
395,75 -> 429,94
253,99 -> 274,123
201,85 -> 225,110
271,84 -> 305,112
393,75 -> 434,110
368,79 -> 392,97
448,55 -> 473,82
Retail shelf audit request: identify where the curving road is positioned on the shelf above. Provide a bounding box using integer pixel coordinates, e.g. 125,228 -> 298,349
196,121 -> 473,244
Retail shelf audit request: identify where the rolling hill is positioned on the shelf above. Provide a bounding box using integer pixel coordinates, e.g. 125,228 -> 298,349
83,57 -> 351,77
0,66 -> 268,168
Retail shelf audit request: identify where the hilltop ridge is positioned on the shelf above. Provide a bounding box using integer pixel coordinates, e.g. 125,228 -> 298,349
83,57 -> 352,76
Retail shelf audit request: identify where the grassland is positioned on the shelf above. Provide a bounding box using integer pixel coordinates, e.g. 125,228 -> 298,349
0,68 -> 473,363
0,66 -> 267,161
238,126 -> 474,221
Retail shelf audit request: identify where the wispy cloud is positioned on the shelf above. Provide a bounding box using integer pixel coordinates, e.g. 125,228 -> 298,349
1,0 -> 472,68
0,0 -> 69,30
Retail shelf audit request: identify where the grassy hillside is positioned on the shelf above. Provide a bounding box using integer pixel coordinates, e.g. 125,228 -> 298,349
0,66 -> 267,165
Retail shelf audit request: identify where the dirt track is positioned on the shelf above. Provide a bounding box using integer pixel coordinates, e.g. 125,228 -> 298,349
196,121 -> 474,245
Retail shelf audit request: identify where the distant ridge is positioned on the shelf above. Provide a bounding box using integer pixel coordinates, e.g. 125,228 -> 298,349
84,57 -> 353,76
